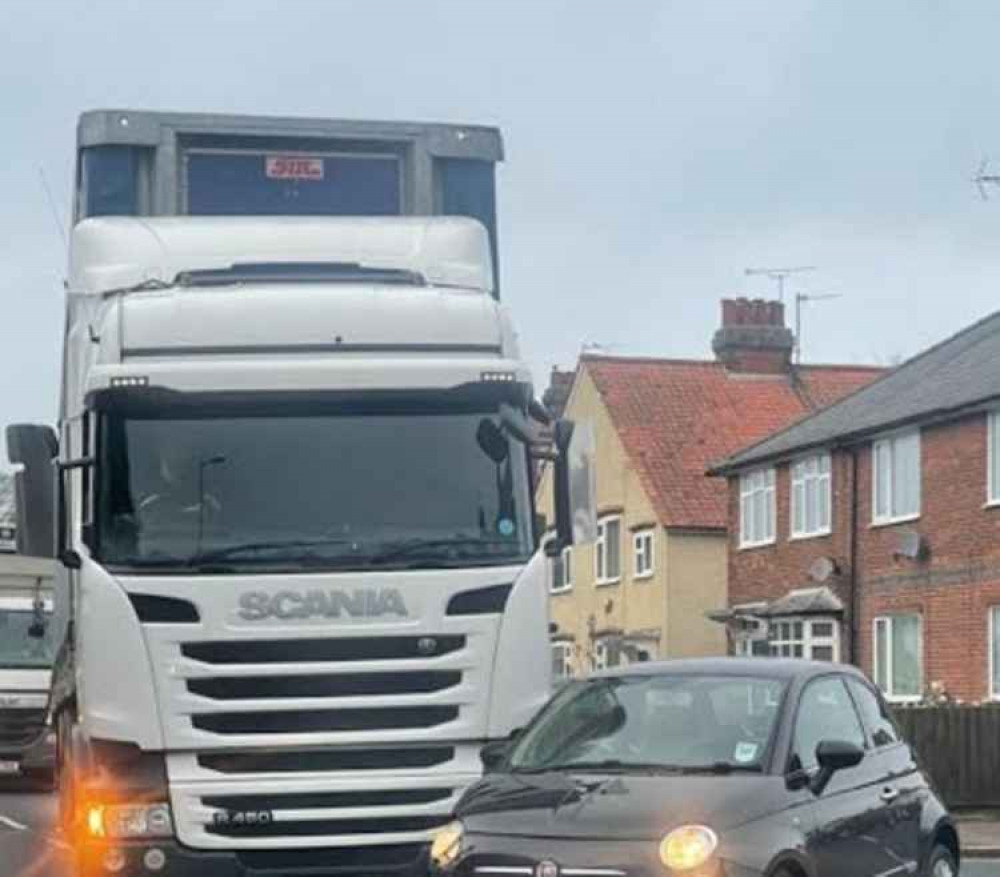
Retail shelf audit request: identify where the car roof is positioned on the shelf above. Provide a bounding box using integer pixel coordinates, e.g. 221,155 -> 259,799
586,657 -> 869,683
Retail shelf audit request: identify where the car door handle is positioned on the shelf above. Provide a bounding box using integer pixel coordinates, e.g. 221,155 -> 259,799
880,786 -> 900,803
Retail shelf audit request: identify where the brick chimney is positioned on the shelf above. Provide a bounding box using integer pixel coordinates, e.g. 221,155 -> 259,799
712,298 -> 794,374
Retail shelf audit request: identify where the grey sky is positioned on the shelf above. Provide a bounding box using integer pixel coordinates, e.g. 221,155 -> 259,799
3,0 -> 1000,462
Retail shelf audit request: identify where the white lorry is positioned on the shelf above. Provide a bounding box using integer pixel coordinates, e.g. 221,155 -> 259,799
8,110 -> 594,877
0,554 -> 56,788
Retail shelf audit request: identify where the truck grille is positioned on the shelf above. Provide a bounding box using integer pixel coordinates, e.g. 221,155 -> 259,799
0,709 -> 47,749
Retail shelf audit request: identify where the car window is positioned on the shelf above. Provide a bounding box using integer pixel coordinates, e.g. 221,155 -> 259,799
847,678 -> 901,748
791,676 -> 866,772
509,674 -> 786,771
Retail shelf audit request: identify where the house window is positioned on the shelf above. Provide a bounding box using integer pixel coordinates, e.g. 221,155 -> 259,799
872,431 -> 920,524
595,516 -> 622,584
549,540 -> 572,594
873,614 -> 923,702
735,638 -> 771,657
790,453 -> 832,538
739,468 -> 776,548
551,641 -> 574,678
991,606 -> 1000,701
633,530 -> 654,579
768,617 -> 840,661
989,412 -> 1000,505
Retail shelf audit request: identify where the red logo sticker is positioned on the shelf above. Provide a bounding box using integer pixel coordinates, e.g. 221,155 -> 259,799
265,156 -> 324,180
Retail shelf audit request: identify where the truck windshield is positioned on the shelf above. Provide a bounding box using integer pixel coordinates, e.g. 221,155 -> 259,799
96,401 -> 534,572
0,610 -> 55,669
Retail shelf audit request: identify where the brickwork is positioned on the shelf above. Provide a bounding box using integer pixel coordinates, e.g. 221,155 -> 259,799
726,411 -> 1000,702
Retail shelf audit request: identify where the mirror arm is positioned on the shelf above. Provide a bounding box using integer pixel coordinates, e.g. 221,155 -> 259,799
809,767 -> 834,796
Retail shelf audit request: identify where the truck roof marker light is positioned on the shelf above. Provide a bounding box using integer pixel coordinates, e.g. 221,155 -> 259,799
481,371 -> 516,382
110,376 -> 149,388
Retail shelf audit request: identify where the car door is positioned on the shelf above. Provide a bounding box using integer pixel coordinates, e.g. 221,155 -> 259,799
847,677 -> 924,876
791,675 -> 895,877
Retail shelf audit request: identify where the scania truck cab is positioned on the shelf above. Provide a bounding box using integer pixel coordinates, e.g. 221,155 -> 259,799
8,110 -> 595,877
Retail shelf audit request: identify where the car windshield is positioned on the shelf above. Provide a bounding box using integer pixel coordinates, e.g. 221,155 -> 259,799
508,674 -> 786,773
0,610 -> 56,670
95,398 -> 534,572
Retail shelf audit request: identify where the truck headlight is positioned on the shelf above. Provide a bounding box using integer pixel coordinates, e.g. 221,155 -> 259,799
659,825 -> 717,871
86,802 -> 174,839
430,820 -> 464,869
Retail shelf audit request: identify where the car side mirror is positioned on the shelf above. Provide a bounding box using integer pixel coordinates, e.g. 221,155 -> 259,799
810,739 -> 865,795
480,728 -> 523,772
6,424 -> 58,558
552,420 -> 597,551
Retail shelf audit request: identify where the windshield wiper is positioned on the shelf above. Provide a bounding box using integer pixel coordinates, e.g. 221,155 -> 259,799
366,536 -> 522,565
670,762 -> 763,775
189,537 -> 359,564
514,760 -> 683,775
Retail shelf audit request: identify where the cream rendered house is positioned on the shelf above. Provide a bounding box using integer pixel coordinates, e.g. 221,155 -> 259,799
537,299 -> 882,677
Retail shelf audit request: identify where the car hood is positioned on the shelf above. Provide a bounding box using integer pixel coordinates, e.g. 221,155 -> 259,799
457,771 -> 788,841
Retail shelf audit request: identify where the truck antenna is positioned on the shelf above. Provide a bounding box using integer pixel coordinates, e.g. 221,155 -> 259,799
37,166 -> 68,250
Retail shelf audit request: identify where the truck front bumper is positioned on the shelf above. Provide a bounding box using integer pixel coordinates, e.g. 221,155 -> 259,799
78,839 -> 430,877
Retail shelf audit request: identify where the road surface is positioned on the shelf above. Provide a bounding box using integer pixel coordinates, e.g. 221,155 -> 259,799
0,789 -> 996,876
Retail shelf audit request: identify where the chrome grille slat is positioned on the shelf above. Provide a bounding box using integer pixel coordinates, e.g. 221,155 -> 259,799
191,705 -> 459,735
187,669 -> 462,700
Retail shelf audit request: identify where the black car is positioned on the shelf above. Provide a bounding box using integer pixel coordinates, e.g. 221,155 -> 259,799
430,658 -> 958,877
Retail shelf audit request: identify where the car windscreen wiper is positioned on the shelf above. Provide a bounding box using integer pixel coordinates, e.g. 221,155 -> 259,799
513,760 -> 684,775
670,762 -> 763,775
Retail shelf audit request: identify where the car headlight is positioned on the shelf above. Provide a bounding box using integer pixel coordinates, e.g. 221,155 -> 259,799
86,802 -> 174,839
430,820 -> 465,869
659,825 -> 718,871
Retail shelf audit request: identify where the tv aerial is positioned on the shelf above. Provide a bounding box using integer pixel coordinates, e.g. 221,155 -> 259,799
744,266 -> 816,302
793,290 -> 842,364
973,157 -> 1000,200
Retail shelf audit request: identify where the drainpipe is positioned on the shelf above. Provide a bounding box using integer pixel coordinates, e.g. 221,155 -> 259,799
848,446 -> 860,666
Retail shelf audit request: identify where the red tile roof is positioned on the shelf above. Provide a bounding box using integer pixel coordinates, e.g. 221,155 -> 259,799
583,355 -> 882,529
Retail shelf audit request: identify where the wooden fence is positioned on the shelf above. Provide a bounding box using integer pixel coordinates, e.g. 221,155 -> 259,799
892,704 -> 1000,808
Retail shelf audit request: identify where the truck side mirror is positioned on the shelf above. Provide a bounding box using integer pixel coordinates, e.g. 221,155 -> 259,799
553,420 -> 597,550
6,424 -> 58,559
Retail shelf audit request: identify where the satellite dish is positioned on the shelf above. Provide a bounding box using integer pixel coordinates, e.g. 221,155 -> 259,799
893,529 -> 927,561
808,556 -> 838,582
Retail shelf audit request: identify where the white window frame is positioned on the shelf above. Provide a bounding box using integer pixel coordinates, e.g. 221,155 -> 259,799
548,538 -> 572,594
767,616 -> 840,661
990,606 -> 1000,702
988,411 -> 1000,507
551,641 -> 574,678
632,530 -> 655,580
790,453 -> 832,540
595,516 -> 622,585
739,468 -> 776,549
872,430 -> 921,525
873,614 -> 924,703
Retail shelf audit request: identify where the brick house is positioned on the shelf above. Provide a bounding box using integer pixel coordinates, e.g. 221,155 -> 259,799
536,298 -> 880,677
710,310 -> 1000,704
